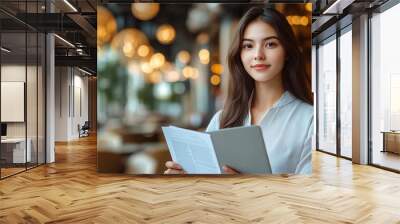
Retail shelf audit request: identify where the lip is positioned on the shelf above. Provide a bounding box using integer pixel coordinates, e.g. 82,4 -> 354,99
251,64 -> 270,71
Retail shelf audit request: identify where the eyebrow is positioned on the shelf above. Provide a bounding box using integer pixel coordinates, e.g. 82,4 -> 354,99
242,36 -> 279,42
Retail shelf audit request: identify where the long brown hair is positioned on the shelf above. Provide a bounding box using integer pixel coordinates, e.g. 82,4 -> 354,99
220,6 -> 312,128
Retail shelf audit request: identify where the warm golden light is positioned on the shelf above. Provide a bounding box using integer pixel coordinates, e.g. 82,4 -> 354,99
122,41 -> 134,57
161,61 -> 173,73
111,28 -> 148,61
211,63 -> 224,75
165,70 -> 180,82
97,6 -> 117,46
292,16 -> 300,25
286,16 -> 292,25
305,3 -> 312,12
182,66 -> 194,79
198,49 -> 210,64
210,75 -> 221,86
300,16 -> 309,26
181,66 -> 199,79
191,68 -> 199,80
287,15 -> 308,26
150,53 -> 165,69
131,3 -> 159,21
140,61 -> 153,74
156,24 -> 176,45
137,45 -> 150,58
148,71 -> 162,83
177,50 -> 191,64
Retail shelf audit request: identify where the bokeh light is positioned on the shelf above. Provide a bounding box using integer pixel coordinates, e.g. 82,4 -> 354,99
198,48 -> 210,64
210,74 -> 221,86
156,24 -> 176,45
148,71 -> 162,83
182,66 -> 194,79
140,61 -> 153,74
97,6 -> 117,46
161,61 -> 173,73
111,28 -> 149,61
211,63 -> 223,75
191,68 -> 199,80
165,70 -> 180,82
150,53 -> 166,69
131,3 -> 160,21
137,44 -> 151,58
177,50 -> 191,64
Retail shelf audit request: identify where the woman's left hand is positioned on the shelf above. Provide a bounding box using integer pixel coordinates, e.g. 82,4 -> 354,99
222,165 -> 240,174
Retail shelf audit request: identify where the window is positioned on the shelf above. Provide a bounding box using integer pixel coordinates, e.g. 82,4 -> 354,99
339,28 -> 352,158
317,36 -> 337,154
370,2 -> 400,171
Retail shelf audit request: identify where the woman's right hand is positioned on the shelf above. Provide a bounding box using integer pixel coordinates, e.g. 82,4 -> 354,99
164,161 -> 186,174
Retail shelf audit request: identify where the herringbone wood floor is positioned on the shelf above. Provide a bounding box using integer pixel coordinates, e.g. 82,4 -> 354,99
1,135 -> 400,223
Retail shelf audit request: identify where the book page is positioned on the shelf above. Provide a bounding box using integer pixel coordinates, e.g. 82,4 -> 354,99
162,126 -> 221,174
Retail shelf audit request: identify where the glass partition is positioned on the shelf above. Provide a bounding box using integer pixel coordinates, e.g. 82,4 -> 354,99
1,30 -> 28,177
317,36 -> 337,155
339,28 -> 352,158
0,0 -> 46,179
38,32 -> 45,165
27,30 -> 38,169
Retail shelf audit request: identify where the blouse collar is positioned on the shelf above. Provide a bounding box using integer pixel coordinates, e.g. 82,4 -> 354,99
245,90 -> 296,125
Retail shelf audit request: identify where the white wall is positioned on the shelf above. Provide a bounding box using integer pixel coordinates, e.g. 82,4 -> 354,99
55,66 -> 69,141
1,65 -> 34,137
54,67 -> 89,141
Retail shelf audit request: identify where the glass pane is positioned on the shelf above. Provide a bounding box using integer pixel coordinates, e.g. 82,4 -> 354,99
1,31 -> 27,177
27,30 -> 38,169
339,29 -> 352,158
371,3 -> 400,171
38,32 -> 45,165
317,37 -> 337,154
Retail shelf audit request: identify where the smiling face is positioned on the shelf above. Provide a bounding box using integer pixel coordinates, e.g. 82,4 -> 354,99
240,19 -> 286,83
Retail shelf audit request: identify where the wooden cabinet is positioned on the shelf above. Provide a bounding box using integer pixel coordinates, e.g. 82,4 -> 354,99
382,132 -> 400,154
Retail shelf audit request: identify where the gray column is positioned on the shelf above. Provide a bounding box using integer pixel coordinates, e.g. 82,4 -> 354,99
45,0 -> 55,163
46,33 -> 55,163
352,14 -> 369,164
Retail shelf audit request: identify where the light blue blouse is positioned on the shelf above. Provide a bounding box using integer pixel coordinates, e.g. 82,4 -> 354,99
206,91 -> 314,174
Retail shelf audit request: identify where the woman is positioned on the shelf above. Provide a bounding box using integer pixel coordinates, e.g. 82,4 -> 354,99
165,6 -> 313,174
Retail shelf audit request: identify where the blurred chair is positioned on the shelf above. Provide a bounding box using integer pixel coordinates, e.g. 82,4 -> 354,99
79,121 -> 90,138
125,144 -> 171,174
125,152 -> 156,174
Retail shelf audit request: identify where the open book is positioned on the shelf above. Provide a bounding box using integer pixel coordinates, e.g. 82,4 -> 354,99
162,125 -> 272,174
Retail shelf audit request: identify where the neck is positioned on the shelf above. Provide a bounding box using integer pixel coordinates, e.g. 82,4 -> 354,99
252,74 -> 284,111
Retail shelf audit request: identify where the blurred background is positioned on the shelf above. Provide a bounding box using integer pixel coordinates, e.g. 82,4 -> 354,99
97,3 -> 312,174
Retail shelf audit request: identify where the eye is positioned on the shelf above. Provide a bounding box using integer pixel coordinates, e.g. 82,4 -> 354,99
265,41 -> 278,48
242,43 -> 252,49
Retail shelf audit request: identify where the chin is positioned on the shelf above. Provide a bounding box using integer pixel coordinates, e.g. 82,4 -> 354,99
249,73 -> 279,83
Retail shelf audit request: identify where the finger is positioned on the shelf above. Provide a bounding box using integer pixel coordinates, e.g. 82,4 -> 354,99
165,161 -> 182,169
164,169 -> 185,174
223,165 -> 239,174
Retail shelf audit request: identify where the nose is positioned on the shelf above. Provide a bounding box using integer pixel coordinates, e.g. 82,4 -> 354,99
254,45 -> 265,61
